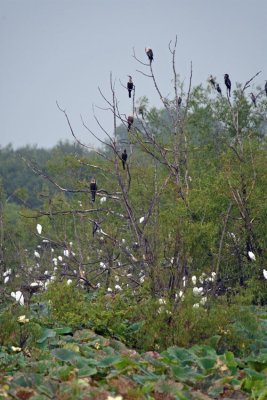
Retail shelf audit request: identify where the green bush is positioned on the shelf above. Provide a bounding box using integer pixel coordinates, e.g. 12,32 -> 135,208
37,281 -> 261,356
40,282 -> 91,327
0,305 -> 42,350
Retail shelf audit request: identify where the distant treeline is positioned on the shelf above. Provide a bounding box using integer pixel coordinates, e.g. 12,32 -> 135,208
0,141 -> 92,207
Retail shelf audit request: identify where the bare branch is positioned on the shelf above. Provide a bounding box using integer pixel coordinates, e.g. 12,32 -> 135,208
132,47 -> 150,67
241,71 -> 261,93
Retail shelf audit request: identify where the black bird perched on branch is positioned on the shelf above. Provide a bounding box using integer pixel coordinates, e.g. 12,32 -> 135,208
224,74 -> 231,97
127,76 -> 134,98
145,47 -> 153,64
121,149 -> 128,170
178,96 -> 182,106
250,93 -> 257,107
127,115 -> 134,131
216,83 -> 222,95
209,75 -> 216,88
90,178 -> 97,202
265,81 -> 267,96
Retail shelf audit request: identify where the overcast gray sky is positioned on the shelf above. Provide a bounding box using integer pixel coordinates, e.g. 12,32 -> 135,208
1,0 -> 266,150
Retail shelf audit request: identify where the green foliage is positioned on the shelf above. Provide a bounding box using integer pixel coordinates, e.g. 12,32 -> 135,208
0,305 -> 42,350
1,72 -> 267,398
37,282 -> 263,360
41,282 -> 91,327
1,302 -> 267,399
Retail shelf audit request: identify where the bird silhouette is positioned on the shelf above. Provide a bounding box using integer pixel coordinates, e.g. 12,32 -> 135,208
216,83 -> 222,95
121,149 -> 128,170
250,93 -> 257,107
145,47 -> 153,64
209,75 -> 216,88
127,76 -> 134,98
224,74 -> 231,97
127,115 -> 134,131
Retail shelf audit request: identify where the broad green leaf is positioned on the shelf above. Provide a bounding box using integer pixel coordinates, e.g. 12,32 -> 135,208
37,328 -> 56,344
172,365 -> 203,382
71,358 -> 88,370
191,344 -> 217,358
12,373 -> 43,387
110,356 -> 139,370
208,383 -> 228,397
37,382 -> 57,398
132,374 -> 159,384
165,347 -> 193,363
244,368 -> 265,380
77,366 -> 97,377
52,348 -> 78,362
205,335 -> 221,349
55,327 -> 73,335
102,346 -> 115,355
97,354 -> 123,367
197,357 -> 216,371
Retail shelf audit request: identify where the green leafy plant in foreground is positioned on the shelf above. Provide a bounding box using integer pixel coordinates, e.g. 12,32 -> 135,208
1,317 -> 267,399
1,284 -> 267,399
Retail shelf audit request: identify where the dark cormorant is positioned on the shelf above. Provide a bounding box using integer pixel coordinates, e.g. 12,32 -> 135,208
90,178 -> 97,202
127,115 -> 134,131
224,74 -> 231,97
121,149 -> 128,170
209,75 -> 216,88
216,83 -> 222,95
250,93 -> 257,107
127,76 -> 134,98
145,47 -> 153,64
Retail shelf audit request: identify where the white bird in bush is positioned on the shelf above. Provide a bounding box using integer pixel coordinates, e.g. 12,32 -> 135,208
100,196 -> 107,204
139,216 -> 145,223
191,275 -> 197,285
63,249 -> 69,257
140,275 -> 145,283
199,273 -> 206,284
34,250 -> 40,258
30,282 -> 39,287
11,291 -> 24,306
36,224 -> 42,235
200,296 -> 207,305
263,269 -> 267,280
248,251 -> 256,261
4,276 -> 9,284
193,286 -> 203,295
210,271 -> 216,282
